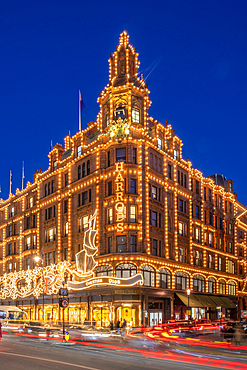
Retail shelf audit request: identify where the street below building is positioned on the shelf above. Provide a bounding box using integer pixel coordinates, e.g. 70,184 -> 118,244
1,331 -> 247,370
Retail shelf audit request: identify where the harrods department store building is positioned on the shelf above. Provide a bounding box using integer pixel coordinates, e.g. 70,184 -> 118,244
0,31 -> 247,327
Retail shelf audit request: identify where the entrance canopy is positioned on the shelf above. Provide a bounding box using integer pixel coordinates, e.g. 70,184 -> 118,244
176,293 -> 236,308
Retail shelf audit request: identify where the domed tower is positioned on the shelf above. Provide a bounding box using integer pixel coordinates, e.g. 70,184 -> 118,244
98,31 -> 152,134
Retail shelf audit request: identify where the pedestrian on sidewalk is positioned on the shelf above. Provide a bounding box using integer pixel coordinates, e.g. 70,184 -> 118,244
116,319 -> 120,334
121,319 -> 127,338
110,321 -> 114,335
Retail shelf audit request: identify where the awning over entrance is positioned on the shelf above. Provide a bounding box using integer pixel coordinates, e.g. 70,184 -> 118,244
175,293 -> 236,308
176,293 -> 202,307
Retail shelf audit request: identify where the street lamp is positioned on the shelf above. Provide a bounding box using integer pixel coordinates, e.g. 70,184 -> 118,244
34,256 -> 45,322
186,289 -> 191,320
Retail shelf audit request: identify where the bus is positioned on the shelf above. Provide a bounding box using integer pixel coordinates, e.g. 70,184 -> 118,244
0,305 -> 27,321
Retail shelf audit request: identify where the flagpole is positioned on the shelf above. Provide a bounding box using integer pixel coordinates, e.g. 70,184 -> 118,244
79,90 -> 81,132
22,161 -> 25,191
9,170 -> 12,195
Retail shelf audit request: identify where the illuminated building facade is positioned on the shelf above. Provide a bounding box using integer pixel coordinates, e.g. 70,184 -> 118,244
0,31 -> 247,326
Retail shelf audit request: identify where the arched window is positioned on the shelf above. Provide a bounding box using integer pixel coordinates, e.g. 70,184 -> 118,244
218,279 -> 226,294
193,275 -> 205,292
208,277 -> 216,293
175,271 -> 189,290
158,268 -> 171,289
115,263 -> 137,278
141,265 -> 155,287
95,265 -> 113,277
228,281 -> 236,296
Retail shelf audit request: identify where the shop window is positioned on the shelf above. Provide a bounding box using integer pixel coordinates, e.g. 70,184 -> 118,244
175,271 -> 189,290
193,275 -> 205,292
218,279 -> 226,294
228,281 -> 236,296
158,268 -> 171,289
208,277 -> 216,293
116,235 -> 126,253
141,265 -> 155,287
95,265 -> 113,277
116,263 -> 137,278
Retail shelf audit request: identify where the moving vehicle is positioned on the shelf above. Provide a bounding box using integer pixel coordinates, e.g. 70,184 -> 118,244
0,305 -> 27,321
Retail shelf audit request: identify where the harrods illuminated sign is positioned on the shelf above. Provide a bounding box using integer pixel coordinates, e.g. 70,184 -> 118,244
115,161 -> 125,232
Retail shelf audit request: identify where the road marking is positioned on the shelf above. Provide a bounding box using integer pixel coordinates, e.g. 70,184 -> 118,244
0,351 -> 100,370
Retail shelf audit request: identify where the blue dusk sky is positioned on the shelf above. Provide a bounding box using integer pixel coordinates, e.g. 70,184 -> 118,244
0,1 -> 247,204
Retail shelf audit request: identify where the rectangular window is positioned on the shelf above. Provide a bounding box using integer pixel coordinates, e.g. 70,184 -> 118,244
195,180 -> 199,195
106,113 -> 110,126
151,185 -> 157,200
173,149 -> 178,160
209,212 -> 212,225
48,207 -> 52,219
83,216 -> 88,231
116,235 -> 126,253
65,173 -> 68,187
152,211 -> 157,227
178,222 -> 183,236
116,148 -> 126,163
33,235 -> 36,248
108,181 -> 113,196
132,148 -> 137,164
204,232 -> 207,245
229,223 -> 232,235
219,217 -> 223,230
130,235 -> 137,252
48,182 -> 51,195
48,252 -> 53,265
196,205 -> 200,219
219,257 -> 222,271
26,258 -> 31,270
65,221 -> 68,236
82,163 -> 86,177
152,239 -> 158,256
132,108 -> 140,123
26,236 -> 31,250
204,187 -> 206,201
77,145 -> 81,157
130,179 -> 137,194
157,138 -> 162,149
87,160 -> 90,175
130,206 -> 137,223
209,233 -> 212,247
108,208 -> 113,224
78,165 -> 81,180
215,194 -> 217,207
219,196 -> 222,208
64,199 -> 68,213
107,151 -> 111,167
229,242 -> 232,254
48,228 -> 53,242
52,180 -> 54,193
53,161 -> 57,171
108,236 -> 112,253
208,189 -> 212,202
168,164 -> 172,179
29,197 -> 34,208
195,228 -> 200,242
82,191 -> 88,205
